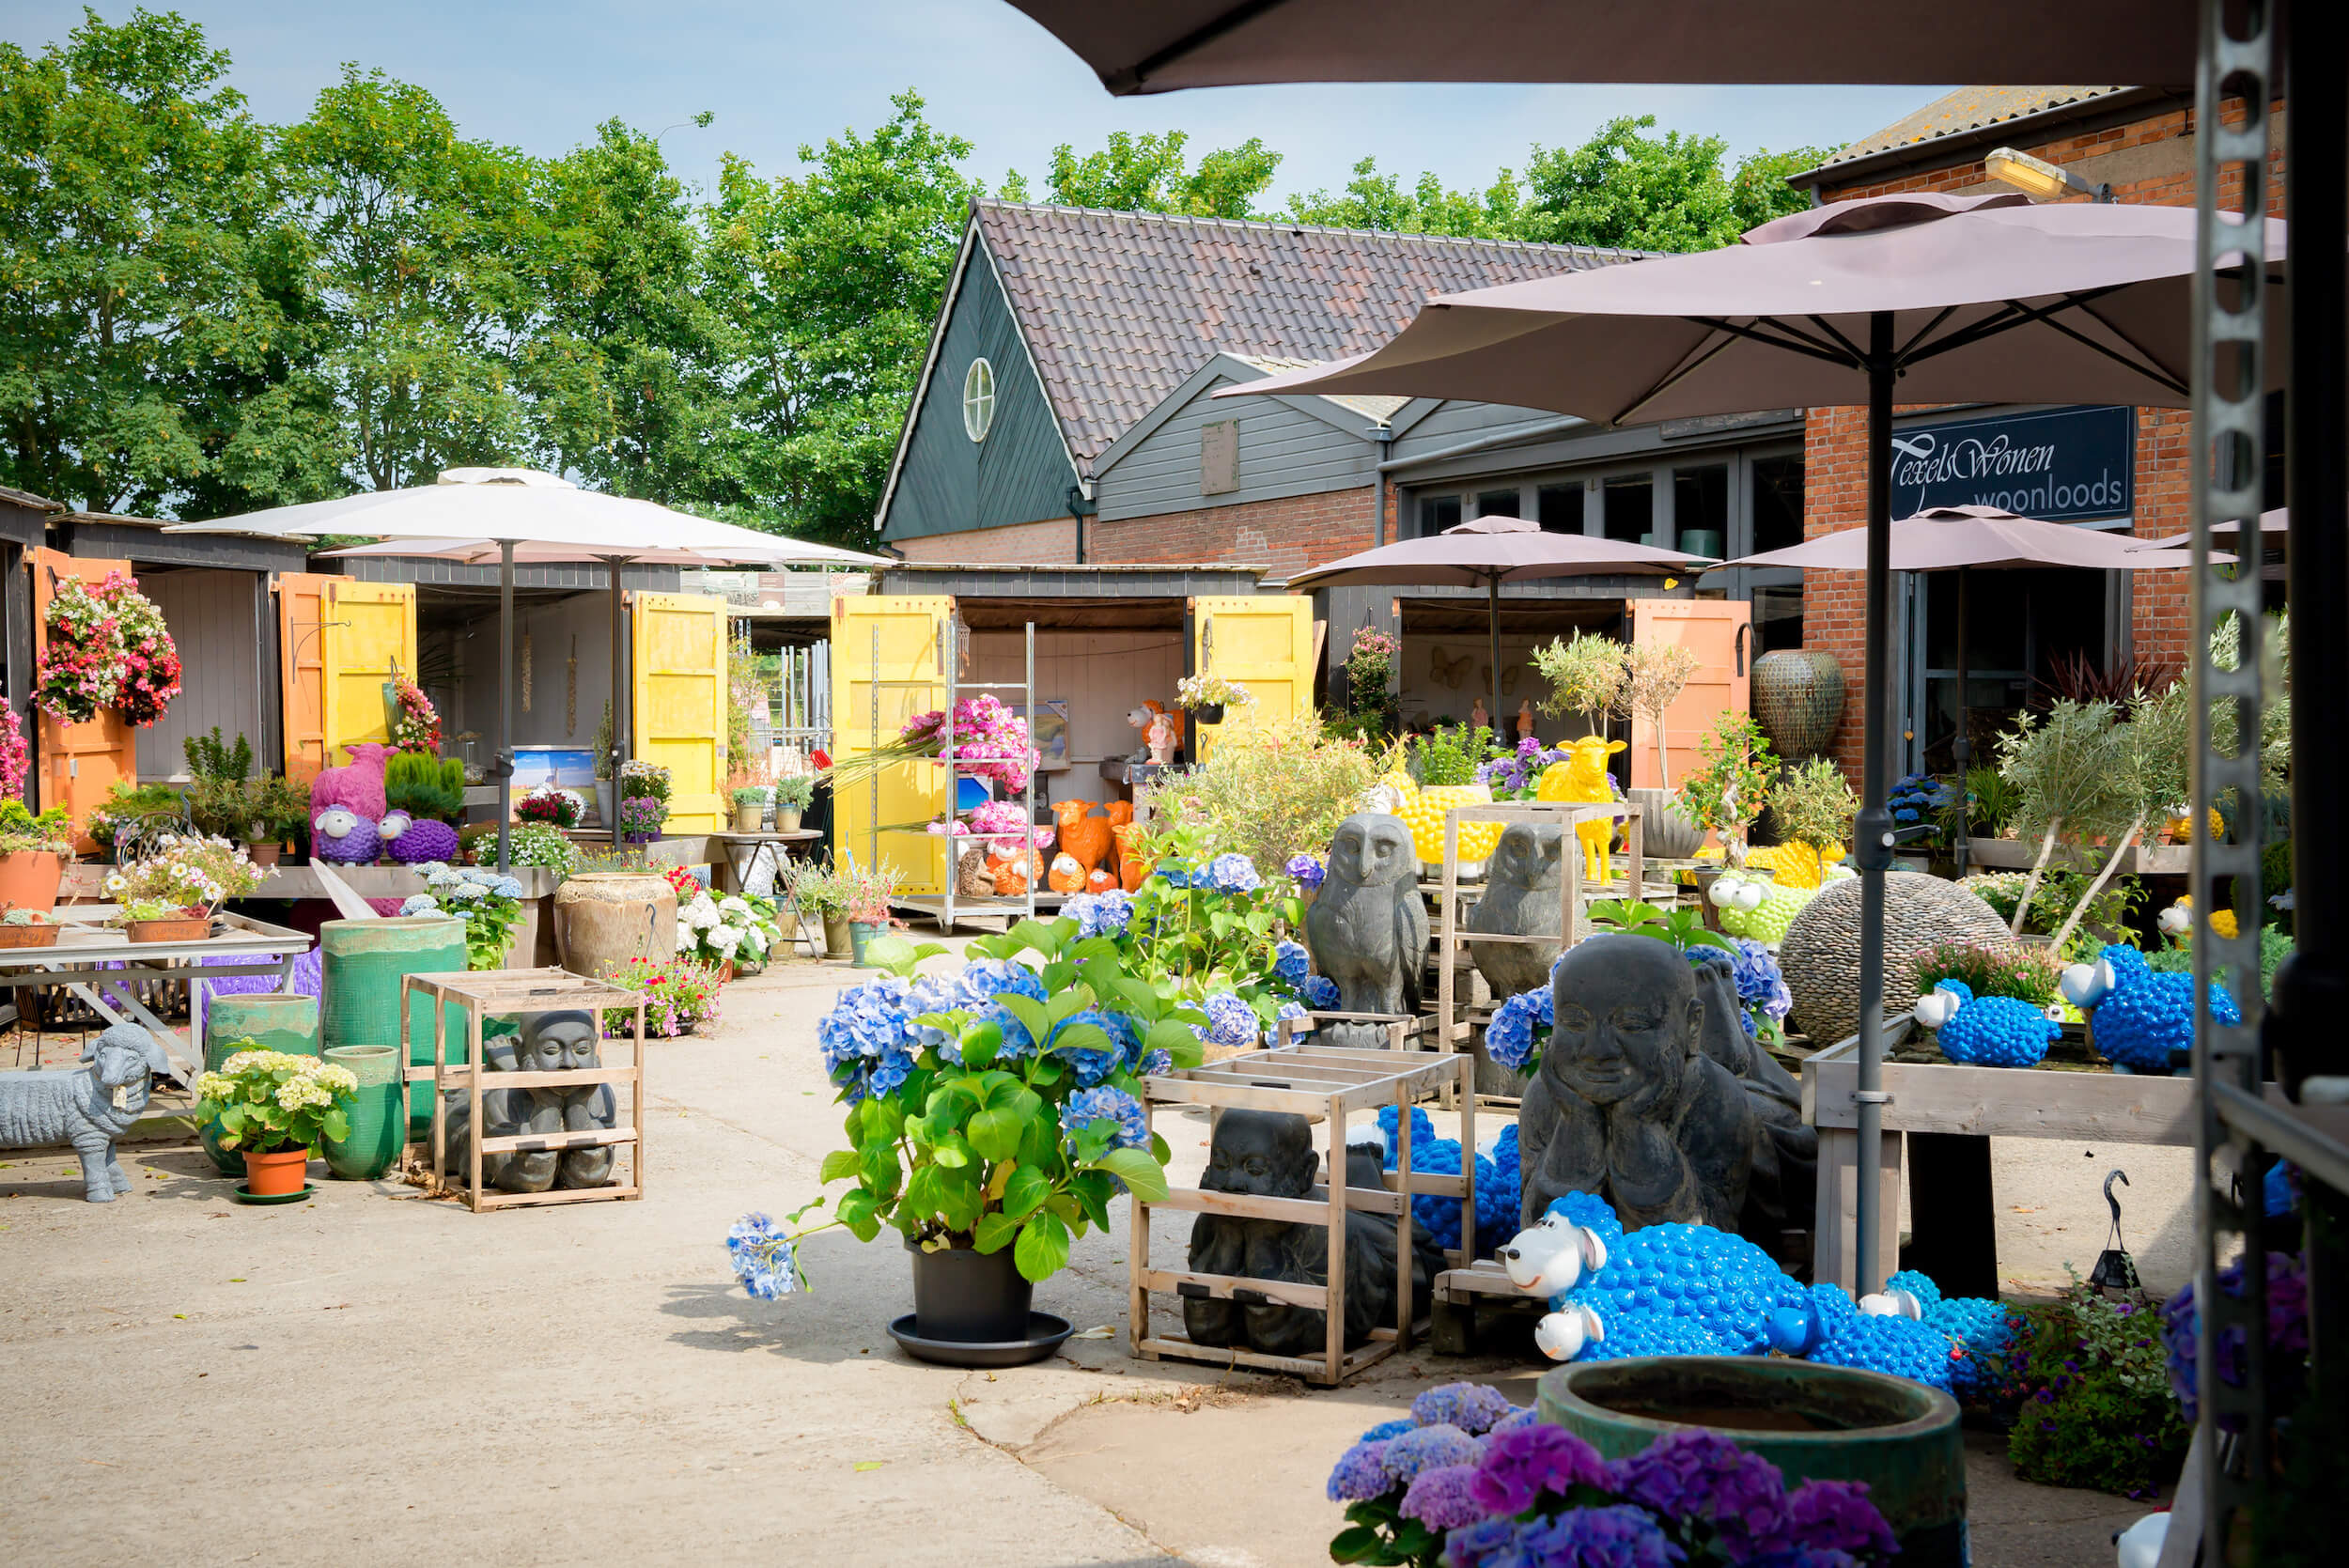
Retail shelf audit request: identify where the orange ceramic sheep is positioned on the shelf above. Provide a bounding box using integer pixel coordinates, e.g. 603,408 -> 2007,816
988,843 -> 1043,895
1050,800 -> 1112,893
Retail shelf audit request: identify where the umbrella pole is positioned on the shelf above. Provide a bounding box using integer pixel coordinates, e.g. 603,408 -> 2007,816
608,556 -> 628,846
1952,566 -> 1969,879
497,541 -> 515,877
1487,576 -> 1502,744
1853,313 -> 1896,1296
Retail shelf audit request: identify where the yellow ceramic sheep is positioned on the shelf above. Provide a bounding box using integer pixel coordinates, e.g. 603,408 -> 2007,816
1536,737 -> 1624,884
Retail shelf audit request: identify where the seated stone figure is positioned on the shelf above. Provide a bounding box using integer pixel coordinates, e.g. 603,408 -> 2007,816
1184,1110 -> 1438,1357
1518,935 -> 1766,1237
443,1010 -> 616,1192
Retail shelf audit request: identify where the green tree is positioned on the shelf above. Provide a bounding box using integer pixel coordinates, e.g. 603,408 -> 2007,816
0,7 -> 317,513
1029,129 -> 1281,219
1518,116 -> 1825,252
525,118 -> 739,504
280,66 -> 539,491
702,90 -> 979,543
1285,158 -> 1527,238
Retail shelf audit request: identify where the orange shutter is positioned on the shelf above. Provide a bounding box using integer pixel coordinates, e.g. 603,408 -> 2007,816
276,571 -> 343,788
30,548 -> 138,845
1627,598 -> 1752,793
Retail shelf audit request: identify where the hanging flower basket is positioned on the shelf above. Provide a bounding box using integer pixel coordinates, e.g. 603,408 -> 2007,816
111,576 -> 182,727
36,572 -> 181,728
392,675 -> 441,753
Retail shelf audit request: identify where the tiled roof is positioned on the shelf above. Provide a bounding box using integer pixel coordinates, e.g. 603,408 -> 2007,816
972,201 -> 1639,467
1225,353 -> 1412,425
1808,85 -> 2135,176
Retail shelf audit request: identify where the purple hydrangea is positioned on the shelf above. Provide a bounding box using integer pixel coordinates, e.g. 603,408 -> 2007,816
1327,1439 -> 1395,1502
1410,1383 -> 1517,1436
1747,1481 -> 1897,1561
1400,1463 -> 1487,1530
1442,1516 -> 1524,1568
1515,1506 -> 1687,1568
1487,1405 -> 1539,1436
1470,1423 -> 1611,1515
1286,852 -> 1326,889
1381,1423 -> 1483,1485
1608,1432 -> 1786,1559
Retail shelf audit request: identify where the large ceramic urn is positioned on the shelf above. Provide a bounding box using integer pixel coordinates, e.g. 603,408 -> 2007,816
1750,650 -> 1846,760
553,871 -> 678,982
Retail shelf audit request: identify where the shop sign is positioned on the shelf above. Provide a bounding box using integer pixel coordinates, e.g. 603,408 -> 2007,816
1887,404 -> 2134,521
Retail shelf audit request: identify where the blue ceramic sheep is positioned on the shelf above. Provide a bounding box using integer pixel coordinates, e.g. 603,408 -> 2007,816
2063,943 -> 2242,1074
1914,979 -> 2061,1067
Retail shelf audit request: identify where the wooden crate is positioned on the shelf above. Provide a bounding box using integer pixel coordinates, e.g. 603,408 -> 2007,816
1130,1044 -> 1472,1387
1429,1256 -> 1551,1356
404,967 -> 649,1214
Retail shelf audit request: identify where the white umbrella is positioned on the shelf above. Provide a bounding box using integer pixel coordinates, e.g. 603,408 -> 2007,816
170,470 -> 888,869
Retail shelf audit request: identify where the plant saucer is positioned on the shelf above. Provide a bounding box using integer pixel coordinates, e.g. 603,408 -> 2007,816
230,1184 -> 317,1206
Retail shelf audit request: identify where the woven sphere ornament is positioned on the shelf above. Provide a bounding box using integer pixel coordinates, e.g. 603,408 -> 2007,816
1778,870 -> 2007,1045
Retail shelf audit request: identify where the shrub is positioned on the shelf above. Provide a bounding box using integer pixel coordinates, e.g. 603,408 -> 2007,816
1180,709 -> 1377,877
1770,756 -> 1857,850
1909,939 -> 2062,1007
1408,723 -> 1486,787
1995,1273 -> 2189,1498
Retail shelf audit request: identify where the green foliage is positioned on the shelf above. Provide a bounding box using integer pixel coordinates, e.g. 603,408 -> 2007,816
772,773 -> 816,809
1909,939 -> 2062,1007
0,798 -> 72,856
591,700 -> 614,781
255,775 -> 312,839
1121,813 -> 1311,1023
1023,130 -> 1282,219
383,751 -> 465,822
1174,709 -> 1377,877
86,780 -> 186,855
2147,923 -> 2291,1003
730,784 -> 770,809
1532,631 -> 1626,725
1946,766 -> 2021,839
1585,900 -> 1734,954
1674,711 -> 1775,849
1769,757 -> 1858,851
1409,724 -> 1488,787
1997,1273 -> 2189,1498
504,820 -> 578,877
183,727 -> 254,782
195,1043 -> 356,1155
1286,158 -> 1529,240
1961,869 -> 2142,961
1997,700 -> 2139,846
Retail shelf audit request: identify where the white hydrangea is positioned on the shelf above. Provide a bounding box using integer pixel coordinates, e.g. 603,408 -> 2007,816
707,924 -> 742,958
739,923 -> 769,956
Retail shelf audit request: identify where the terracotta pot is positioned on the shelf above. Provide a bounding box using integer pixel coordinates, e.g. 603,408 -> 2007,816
0,850 -> 63,915
0,920 -> 59,948
247,841 -> 282,867
243,1146 -> 310,1197
552,871 -> 677,981
126,914 -> 212,943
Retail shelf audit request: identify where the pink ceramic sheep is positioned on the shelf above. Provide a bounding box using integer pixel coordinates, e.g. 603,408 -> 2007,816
311,741 -> 395,825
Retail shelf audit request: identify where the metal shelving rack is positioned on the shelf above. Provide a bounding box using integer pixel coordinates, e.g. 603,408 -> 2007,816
869,618 -> 1043,932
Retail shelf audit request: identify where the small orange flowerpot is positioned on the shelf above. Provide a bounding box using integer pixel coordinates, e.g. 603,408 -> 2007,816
0,850 -> 63,915
242,1147 -> 311,1196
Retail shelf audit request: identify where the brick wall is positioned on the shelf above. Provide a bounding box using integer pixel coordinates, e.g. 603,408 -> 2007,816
1801,95 -> 2286,784
890,515 -> 1078,565
1091,486 -> 1382,578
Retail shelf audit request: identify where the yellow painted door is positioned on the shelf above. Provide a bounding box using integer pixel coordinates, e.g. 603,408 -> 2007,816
830,595 -> 949,895
276,572 -> 341,788
29,549 -> 136,846
319,580 -> 417,766
1627,598 -> 1752,793
1190,594 -> 1313,765
632,591 -> 729,834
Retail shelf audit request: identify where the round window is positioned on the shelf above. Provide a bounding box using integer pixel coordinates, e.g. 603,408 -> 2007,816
962,358 -> 996,442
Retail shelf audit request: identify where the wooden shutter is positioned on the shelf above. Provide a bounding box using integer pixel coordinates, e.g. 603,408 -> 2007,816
631,591 -> 728,834
830,595 -> 949,895
1190,594 -> 1313,765
29,548 -> 136,844
1627,598 -> 1753,793
319,580 -> 417,765
276,571 -> 342,787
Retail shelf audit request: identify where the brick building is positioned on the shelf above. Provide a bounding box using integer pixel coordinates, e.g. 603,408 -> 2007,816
1788,85 -> 2289,784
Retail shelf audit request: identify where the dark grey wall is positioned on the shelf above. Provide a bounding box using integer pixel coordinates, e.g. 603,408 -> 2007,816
881,247 -> 1077,543
1097,378 -> 1374,521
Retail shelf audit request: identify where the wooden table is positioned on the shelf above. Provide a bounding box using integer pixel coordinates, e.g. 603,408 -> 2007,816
708,830 -> 822,893
0,910 -> 311,1088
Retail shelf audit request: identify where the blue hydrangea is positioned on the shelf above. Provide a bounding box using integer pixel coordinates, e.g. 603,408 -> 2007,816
1725,937 -> 1793,1029
957,957 -> 1047,1011
1498,1507 -> 1686,1568
1265,1000 -> 1312,1045
397,893 -> 439,916
725,1212 -> 798,1300
1303,974 -> 1340,1009
1063,891 -> 1135,938
1486,986 -> 1554,1070
1378,1423 -> 1482,1484
1205,852 -> 1262,893
1326,1439 -> 1393,1503
1408,1382 -> 1517,1435
1200,990 -> 1259,1048
817,977 -> 915,1095
1360,1419 -> 1415,1443
1286,852 -> 1325,889
1273,939 -> 1311,986
486,874 -> 524,899
1048,1008 -> 1130,1087
1137,1048 -> 1174,1076
904,972 -> 965,1058
1152,862 -> 1196,891
1059,1085 -> 1149,1150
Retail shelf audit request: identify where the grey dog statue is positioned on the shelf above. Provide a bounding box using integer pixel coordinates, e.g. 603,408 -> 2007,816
0,1023 -> 172,1202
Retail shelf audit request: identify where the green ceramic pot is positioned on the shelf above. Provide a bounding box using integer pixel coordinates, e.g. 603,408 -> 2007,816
320,1044 -> 403,1181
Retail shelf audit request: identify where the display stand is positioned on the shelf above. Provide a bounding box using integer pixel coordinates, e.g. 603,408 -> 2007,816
404,967 -> 648,1214
1128,1044 -> 1472,1387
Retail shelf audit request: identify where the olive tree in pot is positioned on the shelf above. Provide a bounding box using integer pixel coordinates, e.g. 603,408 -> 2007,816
722,922 -> 1203,1363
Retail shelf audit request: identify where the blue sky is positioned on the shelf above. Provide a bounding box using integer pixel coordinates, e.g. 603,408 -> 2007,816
8,2 -> 1949,204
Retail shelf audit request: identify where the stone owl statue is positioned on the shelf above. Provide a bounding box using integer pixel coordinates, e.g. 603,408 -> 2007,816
1304,813 -> 1428,1049
1466,823 -> 1565,999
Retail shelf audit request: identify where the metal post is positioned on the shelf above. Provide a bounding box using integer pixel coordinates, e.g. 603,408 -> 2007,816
1852,311 -> 1897,1296
605,555 -> 628,817
2190,0 -> 2275,1551
1952,566 -> 1969,878
1486,576 -> 1502,743
496,540 -> 515,875
1025,620 -> 1038,925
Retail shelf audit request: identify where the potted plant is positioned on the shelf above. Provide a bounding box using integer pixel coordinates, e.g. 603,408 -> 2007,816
721,923 -> 1201,1362
194,1045 -> 359,1198
591,701 -> 617,828
397,862 -> 526,969
730,784 -> 770,835
253,775 -> 312,866
618,760 -> 672,849
0,907 -> 60,948
516,783 -> 585,831
773,773 -> 815,833
783,861 -> 854,959
102,832 -> 268,939
1676,711 -> 1777,871
676,886 -> 782,979
1175,671 -> 1254,727
0,799 -> 73,913
845,862 -> 898,967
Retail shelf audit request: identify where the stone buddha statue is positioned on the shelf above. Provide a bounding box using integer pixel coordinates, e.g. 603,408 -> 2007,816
443,1009 -> 617,1193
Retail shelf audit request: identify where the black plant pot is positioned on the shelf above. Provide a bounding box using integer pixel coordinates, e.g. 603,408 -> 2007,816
908,1237 -> 1033,1343
1193,703 -> 1225,725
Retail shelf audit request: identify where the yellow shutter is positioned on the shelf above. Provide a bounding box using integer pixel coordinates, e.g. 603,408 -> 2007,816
1190,594 -> 1314,764
830,595 -> 950,895
632,591 -> 728,833
276,571 -> 341,788
320,580 -> 417,765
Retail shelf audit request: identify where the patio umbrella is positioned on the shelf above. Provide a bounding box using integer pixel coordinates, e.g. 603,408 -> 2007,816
1720,504 -> 2203,876
170,470 -> 887,871
1003,1 -> 2204,92
1283,515 -> 1714,736
2132,505 -> 2290,551
1222,190 -> 2292,1293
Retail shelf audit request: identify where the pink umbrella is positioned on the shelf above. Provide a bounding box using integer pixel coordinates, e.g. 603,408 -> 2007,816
2132,506 -> 2290,551
1722,504 -> 2203,874
1286,515 -> 1715,729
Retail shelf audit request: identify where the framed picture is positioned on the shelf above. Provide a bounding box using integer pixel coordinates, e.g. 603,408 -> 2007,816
1012,700 -> 1069,768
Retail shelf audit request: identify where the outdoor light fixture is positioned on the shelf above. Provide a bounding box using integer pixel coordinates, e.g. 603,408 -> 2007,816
1984,146 -> 2113,203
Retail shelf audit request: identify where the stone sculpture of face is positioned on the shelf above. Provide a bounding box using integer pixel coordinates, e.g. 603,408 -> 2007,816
516,1010 -> 599,1074
1201,1110 -> 1317,1198
1328,815 -> 1413,889
1547,936 -> 1703,1116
